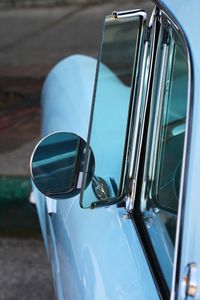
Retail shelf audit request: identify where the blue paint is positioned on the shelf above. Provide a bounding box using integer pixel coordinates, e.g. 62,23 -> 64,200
35,54 -> 159,299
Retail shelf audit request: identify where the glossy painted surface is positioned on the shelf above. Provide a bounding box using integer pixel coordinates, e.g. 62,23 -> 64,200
144,210 -> 174,288
34,54 -> 159,299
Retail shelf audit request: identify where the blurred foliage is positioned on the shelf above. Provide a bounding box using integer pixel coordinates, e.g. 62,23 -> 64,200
0,176 -> 41,238
0,176 -> 31,205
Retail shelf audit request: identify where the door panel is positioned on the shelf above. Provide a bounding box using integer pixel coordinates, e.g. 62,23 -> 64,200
54,200 -> 160,300
39,52 -> 160,299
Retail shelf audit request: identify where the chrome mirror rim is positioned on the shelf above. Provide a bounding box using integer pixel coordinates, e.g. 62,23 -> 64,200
30,131 -> 95,200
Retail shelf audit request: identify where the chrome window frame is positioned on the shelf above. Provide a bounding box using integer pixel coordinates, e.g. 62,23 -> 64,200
157,7 -> 193,300
80,10 -> 148,209
132,2 -> 193,298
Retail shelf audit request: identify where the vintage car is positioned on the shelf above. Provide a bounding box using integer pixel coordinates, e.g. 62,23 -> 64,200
30,0 -> 200,299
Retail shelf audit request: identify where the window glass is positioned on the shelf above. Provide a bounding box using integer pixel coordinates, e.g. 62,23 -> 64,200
81,13 -> 145,208
154,42 -> 188,215
141,27 -> 189,288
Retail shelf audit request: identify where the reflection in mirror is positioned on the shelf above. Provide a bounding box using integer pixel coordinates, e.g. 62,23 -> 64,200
81,11 -> 145,208
30,132 -> 95,199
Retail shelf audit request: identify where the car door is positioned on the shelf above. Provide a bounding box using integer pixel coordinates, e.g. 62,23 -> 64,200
42,9 -> 160,300
37,5 -> 191,300
132,9 -> 191,299
78,6 -> 191,300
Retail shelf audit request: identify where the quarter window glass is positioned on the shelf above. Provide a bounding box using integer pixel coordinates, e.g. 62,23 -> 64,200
141,27 -> 189,289
81,13 -> 145,208
155,42 -> 188,216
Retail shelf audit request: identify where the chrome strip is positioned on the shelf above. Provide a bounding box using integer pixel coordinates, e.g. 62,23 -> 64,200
125,8 -> 159,212
126,39 -> 149,210
112,9 -> 147,20
148,41 -> 169,182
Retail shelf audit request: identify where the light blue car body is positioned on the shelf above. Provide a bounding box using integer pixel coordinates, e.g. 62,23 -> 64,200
33,0 -> 200,299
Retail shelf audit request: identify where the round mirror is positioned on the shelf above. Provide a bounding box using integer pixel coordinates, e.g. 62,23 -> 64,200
30,132 -> 95,199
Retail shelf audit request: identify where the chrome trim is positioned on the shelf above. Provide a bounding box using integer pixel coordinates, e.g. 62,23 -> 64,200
46,196 -> 57,215
125,179 -> 136,212
181,263 -> 198,298
138,8 -> 160,213
148,40 -> 169,182
125,10 -> 160,213
147,28 -> 176,186
29,191 -> 36,205
149,6 -> 158,27
126,39 -> 149,212
112,9 -> 147,20
77,172 -> 83,189
160,10 -> 179,32
129,40 -> 149,178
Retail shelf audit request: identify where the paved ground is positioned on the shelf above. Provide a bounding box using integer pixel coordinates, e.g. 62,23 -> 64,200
0,1 -> 154,299
0,238 -> 55,300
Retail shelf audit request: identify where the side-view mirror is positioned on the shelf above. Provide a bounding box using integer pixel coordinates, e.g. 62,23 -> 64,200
30,132 -> 95,199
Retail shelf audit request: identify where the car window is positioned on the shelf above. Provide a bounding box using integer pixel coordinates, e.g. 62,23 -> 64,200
81,11 -> 146,208
140,24 -> 189,289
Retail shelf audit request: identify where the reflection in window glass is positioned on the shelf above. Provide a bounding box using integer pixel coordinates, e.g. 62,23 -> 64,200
155,45 -> 188,216
82,15 -> 142,208
141,29 -> 189,289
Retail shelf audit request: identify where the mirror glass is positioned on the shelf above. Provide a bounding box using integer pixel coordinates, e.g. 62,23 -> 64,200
81,12 -> 144,208
31,132 -> 95,199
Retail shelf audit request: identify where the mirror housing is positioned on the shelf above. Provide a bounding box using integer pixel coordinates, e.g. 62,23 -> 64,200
30,132 -> 95,200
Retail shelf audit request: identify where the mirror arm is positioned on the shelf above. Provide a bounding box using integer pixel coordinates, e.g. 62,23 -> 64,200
90,194 -> 125,209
